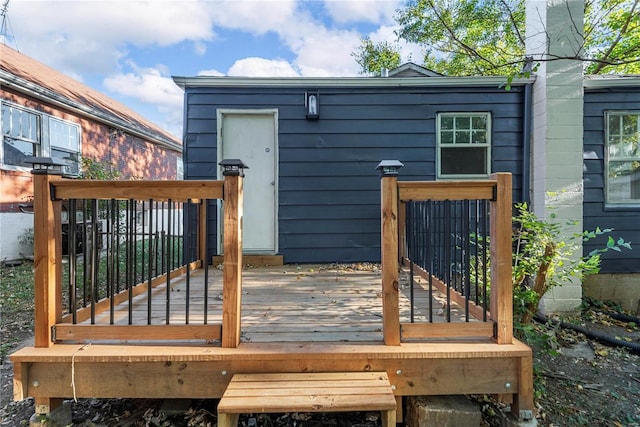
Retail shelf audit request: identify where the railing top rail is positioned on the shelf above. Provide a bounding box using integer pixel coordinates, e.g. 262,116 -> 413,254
398,180 -> 496,201
52,179 -> 224,201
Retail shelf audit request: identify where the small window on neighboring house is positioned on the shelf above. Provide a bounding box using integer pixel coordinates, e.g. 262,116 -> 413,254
1,103 -> 41,167
1,102 -> 81,174
437,113 -> 491,179
606,111 -> 640,205
49,117 -> 81,175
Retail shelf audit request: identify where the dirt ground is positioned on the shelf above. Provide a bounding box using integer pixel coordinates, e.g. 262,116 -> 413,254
1,264 -> 639,426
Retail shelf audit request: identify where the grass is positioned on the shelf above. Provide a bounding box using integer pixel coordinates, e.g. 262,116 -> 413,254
0,262 -> 35,359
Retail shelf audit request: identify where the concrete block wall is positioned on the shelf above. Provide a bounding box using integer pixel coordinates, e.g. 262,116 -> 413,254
526,0 -> 585,313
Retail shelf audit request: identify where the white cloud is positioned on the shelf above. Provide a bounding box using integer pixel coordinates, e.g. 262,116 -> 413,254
197,69 -> 225,77
10,0 -> 215,74
5,0 -> 416,135
208,0 -> 298,35
103,61 -> 184,136
367,24 -> 424,65
228,58 -> 300,77
323,0 -> 401,25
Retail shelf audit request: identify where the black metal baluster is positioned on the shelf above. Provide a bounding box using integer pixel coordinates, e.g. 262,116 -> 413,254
90,199 -> 98,324
203,200 -> 209,324
427,200 -> 433,324
185,201 -> 190,324
464,199 -> 471,322
69,200 -> 77,323
166,199 -> 172,324
147,200 -> 154,324
444,200 -> 451,322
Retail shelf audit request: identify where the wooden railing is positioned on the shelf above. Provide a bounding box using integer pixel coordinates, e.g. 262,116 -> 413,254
380,172 -> 513,345
32,165 -> 244,348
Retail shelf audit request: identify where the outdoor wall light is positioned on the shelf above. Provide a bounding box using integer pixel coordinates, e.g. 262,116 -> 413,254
24,156 -> 67,175
219,159 -> 249,177
305,90 -> 319,120
376,160 -> 404,177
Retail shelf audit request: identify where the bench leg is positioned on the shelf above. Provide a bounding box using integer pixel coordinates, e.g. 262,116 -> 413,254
217,413 -> 239,427
381,409 -> 397,427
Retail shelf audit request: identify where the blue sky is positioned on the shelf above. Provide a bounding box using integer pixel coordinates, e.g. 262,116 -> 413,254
2,0 -> 422,138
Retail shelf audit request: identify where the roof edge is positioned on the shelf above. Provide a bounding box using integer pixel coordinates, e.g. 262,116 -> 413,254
584,75 -> 640,88
1,70 -> 182,153
172,75 -> 535,89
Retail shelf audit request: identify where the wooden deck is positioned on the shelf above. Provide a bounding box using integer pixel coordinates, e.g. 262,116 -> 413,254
12,264 -> 533,421
11,169 -> 534,422
87,264 -> 471,343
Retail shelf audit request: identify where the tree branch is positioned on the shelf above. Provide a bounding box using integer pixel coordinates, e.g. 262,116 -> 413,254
499,0 -> 525,46
426,0 -> 497,69
592,0 -> 639,73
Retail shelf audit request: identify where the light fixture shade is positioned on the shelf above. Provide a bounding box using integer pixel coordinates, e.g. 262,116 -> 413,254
305,90 -> 319,120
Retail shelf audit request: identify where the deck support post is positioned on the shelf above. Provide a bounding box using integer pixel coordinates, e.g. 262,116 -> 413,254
221,160 -> 246,348
490,173 -> 513,344
378,160 -> 403,346
32,166 -> 63,348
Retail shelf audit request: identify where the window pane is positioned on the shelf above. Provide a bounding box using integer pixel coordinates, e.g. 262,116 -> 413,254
608,160 -> 640,203
608,114 -> 620,134
50,118 -> 79,152
455,116 -> 471,130
472,116 -> 487,129
622,115 -> 638,135
441,147 -> 487,175
441,116 -> 454,130
52,148 -> 79,175
471,130 -> 486,144
3,138 -> 37,167
1,104 -> 10,135
455,131 -> 470,143
441,130 -> 454,144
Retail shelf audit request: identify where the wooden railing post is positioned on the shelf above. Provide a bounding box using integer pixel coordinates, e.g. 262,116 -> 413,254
32,166 -> 63,348
220,160 -> 247,348
490,173 -> 513,344
377,161 -> 403,346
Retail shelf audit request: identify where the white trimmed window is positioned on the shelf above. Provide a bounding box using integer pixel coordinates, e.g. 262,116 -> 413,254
1,102 -> 81,175
437,112 -> 491,179
1,103 -> 40,167
606,111 -> 640,205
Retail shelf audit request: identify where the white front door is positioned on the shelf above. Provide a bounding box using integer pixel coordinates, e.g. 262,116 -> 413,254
217,109 -> 278,254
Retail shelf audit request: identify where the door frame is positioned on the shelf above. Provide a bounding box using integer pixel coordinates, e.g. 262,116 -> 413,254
216,108 -> 279,254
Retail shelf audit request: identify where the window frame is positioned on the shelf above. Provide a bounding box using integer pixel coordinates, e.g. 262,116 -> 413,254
1,103 -> 41,170
604,110 -> 640,207
1,101 -> 82,175
436,112 -> 492,179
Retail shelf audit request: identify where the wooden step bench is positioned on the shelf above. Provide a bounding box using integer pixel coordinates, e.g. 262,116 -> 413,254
217,372 -> 397,427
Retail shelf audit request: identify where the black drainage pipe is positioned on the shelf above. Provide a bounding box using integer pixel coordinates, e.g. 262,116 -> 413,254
603,311 -> 640,326
534,314 -> 640,355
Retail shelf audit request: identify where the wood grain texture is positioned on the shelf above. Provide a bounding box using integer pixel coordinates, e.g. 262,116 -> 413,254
53,180 -> 223,201
217,372 -> 396,427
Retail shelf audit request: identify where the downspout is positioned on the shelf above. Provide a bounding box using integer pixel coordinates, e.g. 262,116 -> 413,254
522,83 -> 533,205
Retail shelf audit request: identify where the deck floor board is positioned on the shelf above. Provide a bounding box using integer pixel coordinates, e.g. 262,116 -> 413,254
81,264 -> 481,342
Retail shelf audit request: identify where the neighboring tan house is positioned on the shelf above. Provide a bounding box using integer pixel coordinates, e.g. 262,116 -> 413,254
1,44 -> 182,261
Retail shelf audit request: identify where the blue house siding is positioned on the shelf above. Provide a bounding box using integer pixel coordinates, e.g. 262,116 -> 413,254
583,87 -> 640,273
182,83 -> 526,263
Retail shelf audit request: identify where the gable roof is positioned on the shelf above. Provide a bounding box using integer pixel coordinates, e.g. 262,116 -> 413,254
388,62 -> 442,77
0,44 -> 181,152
